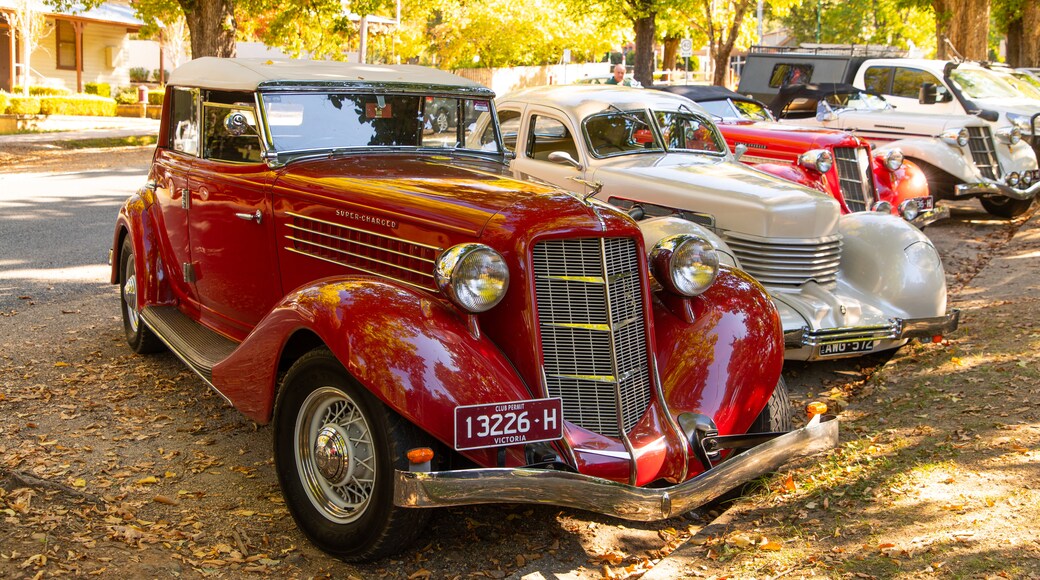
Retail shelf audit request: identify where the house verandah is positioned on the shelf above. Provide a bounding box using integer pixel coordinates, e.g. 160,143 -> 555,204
0,0 -> 142,94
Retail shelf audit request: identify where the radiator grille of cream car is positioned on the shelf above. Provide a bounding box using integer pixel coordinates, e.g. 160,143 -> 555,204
532,237 -> 651,438
721,232 -> 843,288
967,126 -> 1002,180
833,147 -> 875,213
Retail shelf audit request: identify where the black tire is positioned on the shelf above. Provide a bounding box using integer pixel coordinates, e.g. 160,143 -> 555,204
273,348 -> 431,561
750,377 -> 792,434
119,237 -> 164,354
979,195 -> 1034,219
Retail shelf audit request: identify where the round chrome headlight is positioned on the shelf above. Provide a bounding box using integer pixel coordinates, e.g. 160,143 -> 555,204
872,201 -> 893,214
898,199 -> 921,221
942,128 -> 969,148
1006,172 -> 1021,187
434,244 -> 509,313
1009,127 -> 1022,145
650,234 -> 719,297
883,149 -> 904,172
798,149 -> 834,174
1022,171 -> 1035,186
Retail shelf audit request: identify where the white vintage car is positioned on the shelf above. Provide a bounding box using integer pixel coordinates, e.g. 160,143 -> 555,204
772,83 -> 1040,218
479,85 -> 959,361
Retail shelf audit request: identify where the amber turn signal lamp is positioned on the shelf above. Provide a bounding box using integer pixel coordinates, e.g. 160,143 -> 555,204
407,448 -> 435,464
806,402 -> 828,418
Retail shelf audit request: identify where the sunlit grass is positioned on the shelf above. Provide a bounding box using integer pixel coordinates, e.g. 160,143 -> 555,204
58,135 -> 157,149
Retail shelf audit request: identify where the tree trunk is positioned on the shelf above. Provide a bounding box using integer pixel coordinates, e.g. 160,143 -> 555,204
662,37 -> 678,73
933,0 -> 989,61
178,0 -> 237,59
633,13 -> 656,88
712,0 -> 752,87
1022,0 -> 1040,67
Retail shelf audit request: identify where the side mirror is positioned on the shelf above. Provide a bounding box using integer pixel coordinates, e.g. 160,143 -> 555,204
975,109 -> 999,122
224,112 -> 256,136
733,143 -> 748,161
919,83 -> 939,105
547,151 -> 583,170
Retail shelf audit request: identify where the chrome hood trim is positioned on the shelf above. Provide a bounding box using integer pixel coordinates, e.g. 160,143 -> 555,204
394,415 -> 838,521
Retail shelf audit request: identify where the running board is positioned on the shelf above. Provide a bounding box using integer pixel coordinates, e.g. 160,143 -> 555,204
140,306 -> 238,384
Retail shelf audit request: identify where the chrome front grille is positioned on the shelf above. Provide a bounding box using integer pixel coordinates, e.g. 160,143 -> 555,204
284,211 -> 440,290
533,237 -> 651,438
833,147 -> 874,212
722,232 -> 842,287
967,126 -> 1001,180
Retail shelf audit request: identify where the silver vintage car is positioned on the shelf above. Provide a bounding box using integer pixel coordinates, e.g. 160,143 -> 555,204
477,85 -> 959,361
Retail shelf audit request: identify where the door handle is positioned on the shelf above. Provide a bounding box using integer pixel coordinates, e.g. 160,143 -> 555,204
235,210 -> 263,224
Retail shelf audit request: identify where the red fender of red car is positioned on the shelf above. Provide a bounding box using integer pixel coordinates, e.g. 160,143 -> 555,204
111,187 -> 176,309
873,157 -> 930,210
652,267 -> 784,442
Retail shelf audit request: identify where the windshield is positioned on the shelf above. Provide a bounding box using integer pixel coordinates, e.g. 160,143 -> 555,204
692,99 -> 773,121
826,91 -> 891,111
260,92 -> 499,155
949,68 -> 1020,99
653,110 -> 727,154
1005,73 -> 1040,100
584,111 -> 664,156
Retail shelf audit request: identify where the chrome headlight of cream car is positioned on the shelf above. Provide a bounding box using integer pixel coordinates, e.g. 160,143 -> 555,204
650,234 -> 719,297
798,149 -> 833,174
435,243 -> 509,313
996,126 -> 1022,145
941,128 -> 969,148
1007,112 -> 1037,134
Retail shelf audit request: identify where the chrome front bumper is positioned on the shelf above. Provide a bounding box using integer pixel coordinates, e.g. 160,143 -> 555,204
394,415 -> 839,521
910,205 -> 950,228
955,180 -> 1040,201
783,309 -> 960,350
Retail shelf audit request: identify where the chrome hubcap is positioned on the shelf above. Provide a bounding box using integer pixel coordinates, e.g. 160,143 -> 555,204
295,387 -> 375,524
313,424 -> 353,486
122,259 -> 139,332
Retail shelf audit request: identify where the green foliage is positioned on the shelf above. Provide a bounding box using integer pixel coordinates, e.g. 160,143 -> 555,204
38,95 -> 118,116
84,82 -> 112,97
779,0 -> 936,54
13,85 -> 72,96
129,67 -> 151,82
113,86 -> 140,105
152,69 -> 170,83
0,91 -> 8,115
148,90 -> 165,106
8,96 -> 42,115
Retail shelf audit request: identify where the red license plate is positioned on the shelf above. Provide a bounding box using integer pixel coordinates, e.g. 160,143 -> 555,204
454,398 -> 563,451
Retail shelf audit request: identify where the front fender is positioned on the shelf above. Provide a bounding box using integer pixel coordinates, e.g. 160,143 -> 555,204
749,162 -> 827,195
653,267 -> 783,438
876,139 -> 982,184
211,278 -> 534,454
837,212 -> 947,319
873,157 -> 931,208
110,185 -> 172,310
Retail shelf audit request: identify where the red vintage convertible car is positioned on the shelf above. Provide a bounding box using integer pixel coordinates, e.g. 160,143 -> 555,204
111,58 -> 837,561
659,85 -> 946,226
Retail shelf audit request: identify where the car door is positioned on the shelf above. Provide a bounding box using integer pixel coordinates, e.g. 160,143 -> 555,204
509,107 -> 589,194
151,86 -> 199,306
186,92 -> 282,338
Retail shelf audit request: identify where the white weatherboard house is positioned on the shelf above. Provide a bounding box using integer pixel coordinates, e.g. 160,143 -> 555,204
0,0 -> 143,93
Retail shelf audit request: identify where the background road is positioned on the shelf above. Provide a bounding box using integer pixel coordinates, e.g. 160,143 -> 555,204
0,163 -> 149,311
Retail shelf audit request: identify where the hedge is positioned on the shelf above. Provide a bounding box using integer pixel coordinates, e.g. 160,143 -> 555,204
85,82 -> 112,98
38,95 -> 117,116
8,96 -> 41,115
0,92 -> 8,115
114,86 -> 138,105
12,85 -> 72,97
147,90 -> 164,106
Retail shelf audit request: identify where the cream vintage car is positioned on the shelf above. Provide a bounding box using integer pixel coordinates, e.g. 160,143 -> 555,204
476,85 -> 959,361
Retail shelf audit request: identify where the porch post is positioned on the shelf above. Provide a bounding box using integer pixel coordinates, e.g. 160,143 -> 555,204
6,21 -> 13,92
72,20 -> 84,92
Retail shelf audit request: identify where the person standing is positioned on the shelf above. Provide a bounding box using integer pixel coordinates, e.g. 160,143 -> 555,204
606,64 -> 632,86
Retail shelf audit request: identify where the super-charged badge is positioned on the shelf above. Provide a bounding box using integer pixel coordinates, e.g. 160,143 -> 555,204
454,398 -> 563,451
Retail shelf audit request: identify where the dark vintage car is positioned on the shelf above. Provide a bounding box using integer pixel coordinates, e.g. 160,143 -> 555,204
111,58 -> 838,561
658,85 -> 944,226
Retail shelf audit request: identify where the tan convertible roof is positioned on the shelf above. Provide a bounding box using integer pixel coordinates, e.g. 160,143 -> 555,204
168,57 -> 490,92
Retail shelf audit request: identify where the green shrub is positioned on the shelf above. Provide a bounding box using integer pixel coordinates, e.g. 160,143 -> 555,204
84,82 -> 112,97
8,96 -> 41,115
114,86 -> 138,105
0,92 -> 9,115
12,85 -> 73,96
151,69 -> 170,83
38,95 -> 117,116
129,67 -> 150,83
147,90 -> 164,106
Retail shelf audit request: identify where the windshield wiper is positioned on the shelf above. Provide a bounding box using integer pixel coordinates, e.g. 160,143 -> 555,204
607,104 -> 649,127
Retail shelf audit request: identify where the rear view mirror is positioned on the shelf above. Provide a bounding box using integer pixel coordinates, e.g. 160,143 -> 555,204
919,83 -> 939,105
734,143 -> 748,161
224,112 -> 256,136
547,151 -> 583,170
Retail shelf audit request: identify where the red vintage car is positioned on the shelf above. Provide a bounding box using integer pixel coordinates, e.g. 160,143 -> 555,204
111,58 -> 837,561
659,85 -> 946,226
